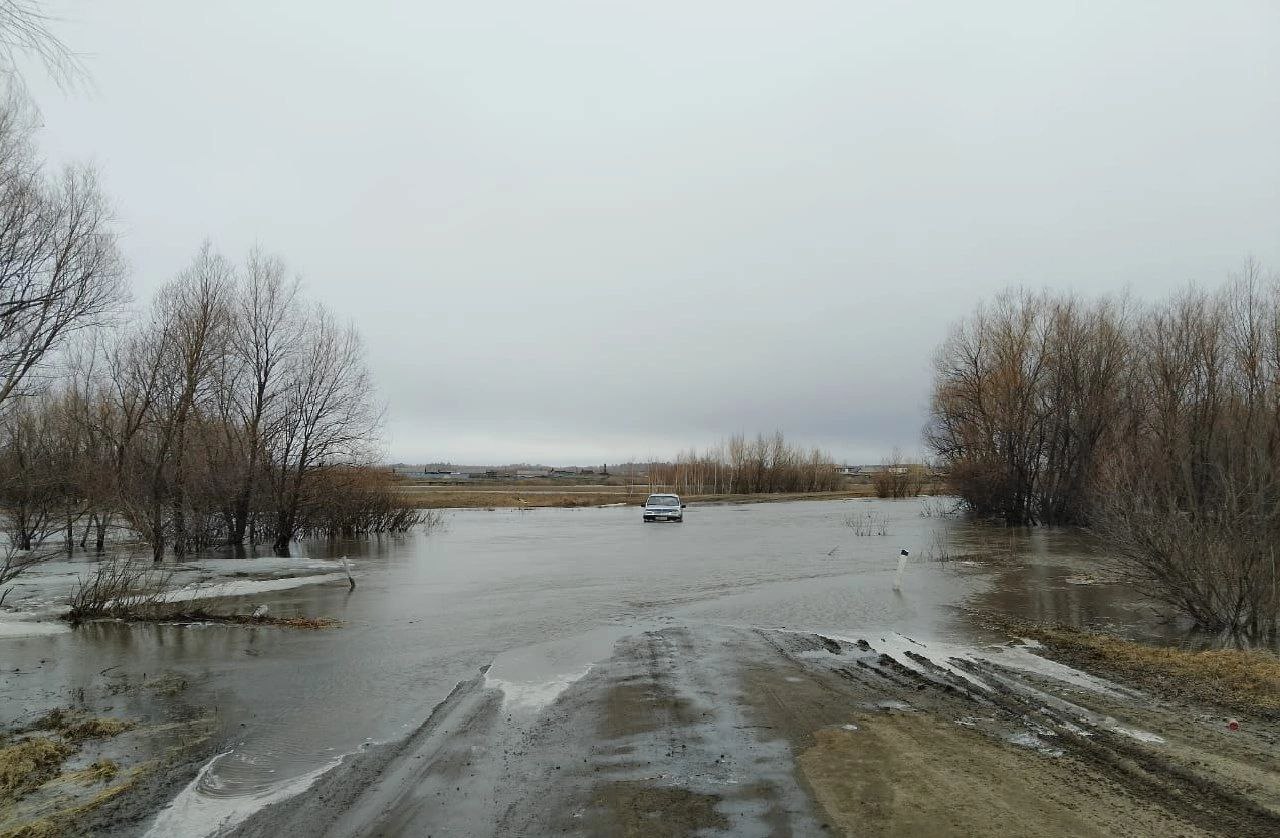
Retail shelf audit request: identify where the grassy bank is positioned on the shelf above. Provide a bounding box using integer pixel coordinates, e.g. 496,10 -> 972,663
984,616 -> 1280,717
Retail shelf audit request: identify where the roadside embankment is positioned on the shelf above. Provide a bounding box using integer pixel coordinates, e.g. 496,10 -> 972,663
979,615 -> 1280,717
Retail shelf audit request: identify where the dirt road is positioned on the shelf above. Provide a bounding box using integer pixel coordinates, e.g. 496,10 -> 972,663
226,624 -> 1279,837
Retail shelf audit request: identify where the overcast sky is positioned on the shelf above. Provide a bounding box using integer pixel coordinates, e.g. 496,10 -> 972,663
22,1 -> 1280,464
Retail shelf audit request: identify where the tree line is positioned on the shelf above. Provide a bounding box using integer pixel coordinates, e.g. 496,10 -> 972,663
928,262 -> 1280,637
646,432 -> 842,495
0,92 -> 417,598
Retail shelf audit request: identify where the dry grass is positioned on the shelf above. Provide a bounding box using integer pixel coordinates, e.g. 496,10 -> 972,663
0,771 -> 140,838
0,710 -> 204,838
28,711 -> 132,744
0,739 -> 72,806
985,616 -> 1280,715
76,760 -> 118,785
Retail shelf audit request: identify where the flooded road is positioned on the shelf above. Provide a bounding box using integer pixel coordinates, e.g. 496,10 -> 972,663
0,498 -> 1181,835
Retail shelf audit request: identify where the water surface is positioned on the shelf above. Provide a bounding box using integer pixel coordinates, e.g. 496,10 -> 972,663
0,498 -> 1177,834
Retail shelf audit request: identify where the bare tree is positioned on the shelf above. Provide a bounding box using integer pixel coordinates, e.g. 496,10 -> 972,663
929,265 -> 1279,636
266,305 -> 378,554
111,247 -> 232,560
927,290 -> 1128,524
645,432 -> 841,495
0,1 -> 84,89
221,248 -> 300,546
0,93 -> 124,413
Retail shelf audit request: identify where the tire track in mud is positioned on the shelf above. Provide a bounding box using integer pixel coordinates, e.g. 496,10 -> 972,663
225,624 -> 1280,838
497,627 -> 824,837
753,630 -> 1280,838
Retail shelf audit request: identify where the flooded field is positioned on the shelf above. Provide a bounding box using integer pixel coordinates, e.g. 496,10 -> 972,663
0,498 -> 1248,835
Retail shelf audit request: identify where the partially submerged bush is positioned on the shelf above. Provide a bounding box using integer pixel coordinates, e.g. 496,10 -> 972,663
64,559 -> 175,623
1096,490 -> 1279,640
63,561 -> 338,628
845,511 -> 888,536
871,449 -> 926,499
929,265 -> 1280,637
295,466 -> 427,539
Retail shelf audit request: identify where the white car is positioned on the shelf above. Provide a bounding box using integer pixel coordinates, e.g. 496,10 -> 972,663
643,493 -> 686,522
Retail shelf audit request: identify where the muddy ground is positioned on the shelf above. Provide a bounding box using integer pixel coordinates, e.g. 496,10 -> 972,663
224,624 -> 1280,838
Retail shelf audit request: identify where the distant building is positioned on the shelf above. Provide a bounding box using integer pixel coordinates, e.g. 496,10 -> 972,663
422,470 -> 468,481
516,468 -> 551,479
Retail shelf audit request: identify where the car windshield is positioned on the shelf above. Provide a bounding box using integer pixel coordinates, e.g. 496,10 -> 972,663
647,495 -> 679,506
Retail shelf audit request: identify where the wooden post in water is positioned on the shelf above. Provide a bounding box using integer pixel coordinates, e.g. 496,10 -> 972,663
893,548 -> 909,591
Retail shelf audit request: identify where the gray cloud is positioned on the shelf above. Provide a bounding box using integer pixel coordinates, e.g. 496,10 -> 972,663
25,0 -> 1280,462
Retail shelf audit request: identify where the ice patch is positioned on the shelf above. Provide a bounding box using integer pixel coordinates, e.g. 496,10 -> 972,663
1105,721 -> 1165,744
0,617 -> 70,638
1006,731 -> 1064,757
975,643 -> 1128,697
823,631 -> 1128,698
873,699 -> 914,711
147,573 -> 351,604
144,751 -> 341,838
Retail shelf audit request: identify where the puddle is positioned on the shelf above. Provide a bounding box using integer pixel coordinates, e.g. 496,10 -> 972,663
484,624 -> 642,711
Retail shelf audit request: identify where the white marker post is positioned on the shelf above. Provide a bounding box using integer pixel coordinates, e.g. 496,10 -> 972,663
893,548 -> 909,591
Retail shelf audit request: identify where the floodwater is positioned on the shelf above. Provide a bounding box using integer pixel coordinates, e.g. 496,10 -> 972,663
0,498 -> 1185,835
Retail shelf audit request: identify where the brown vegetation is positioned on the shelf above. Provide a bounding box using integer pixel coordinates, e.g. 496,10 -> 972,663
0,702 -> 165,838
29,710 -> 132,743
0,738 -> 71,806
645,432 -> 842,495
870,447 -> 927,498
927,289 -> 1127,525
127,611 -> 338,629
0,87 -> 418,602
930,263 -> 1280,637
984,616 -> 1280,717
